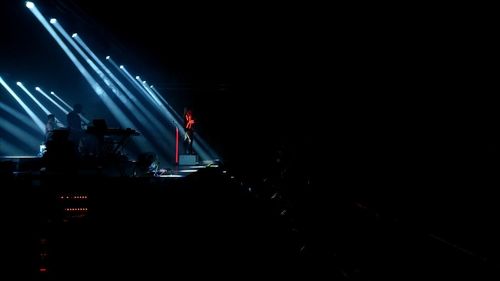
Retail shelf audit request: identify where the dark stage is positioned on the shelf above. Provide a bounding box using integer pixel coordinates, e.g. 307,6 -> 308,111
1,154 -> 497,280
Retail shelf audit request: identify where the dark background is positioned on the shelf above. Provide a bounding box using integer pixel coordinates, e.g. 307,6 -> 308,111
1,3 -> 499,188
1,1 -> 499,272
1,1 -> 496,166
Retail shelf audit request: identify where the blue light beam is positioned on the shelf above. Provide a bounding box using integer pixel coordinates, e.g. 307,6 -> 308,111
0,76 -> 45,133
26,5 -> 105,97
49,91 -> 72,111
35,87 -> 69,115
16,82 -> 51,115
0,101 -> 40,132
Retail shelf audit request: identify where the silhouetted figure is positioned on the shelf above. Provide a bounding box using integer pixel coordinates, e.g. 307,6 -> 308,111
184,107 -> 195,155
67,104 -> 84,152
45,114 -> 57,143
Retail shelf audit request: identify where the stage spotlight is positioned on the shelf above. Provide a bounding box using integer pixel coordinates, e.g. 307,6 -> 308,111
35,87 -> 69,114
49,91 -> 72,109
0,76 -> 45,133
135,76 -> 140,80
17,82 -> 52,115
106,56 -> 110,60
26,2 -> 34,9
49,18 -> 57,24
35,87 -> 41,91
72,33 -> 78,38
101,55 -> 176,156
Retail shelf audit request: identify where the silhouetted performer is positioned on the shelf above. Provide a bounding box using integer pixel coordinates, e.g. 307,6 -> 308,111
184,107 -> 195,155
67,104 -> 84,151
45,114 -> 56,143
